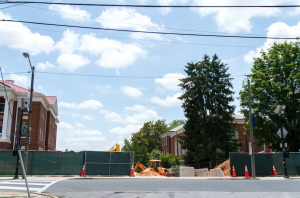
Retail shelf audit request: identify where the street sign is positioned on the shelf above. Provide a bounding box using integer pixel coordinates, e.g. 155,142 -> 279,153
249,142 -> 252,155
27,88 -> 30,111
277,127 -> 288,139
17,145 -> 21,150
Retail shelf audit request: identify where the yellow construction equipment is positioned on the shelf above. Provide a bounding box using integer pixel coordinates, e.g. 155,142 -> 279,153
108,143 -> 120,152
134,159 -> 170,175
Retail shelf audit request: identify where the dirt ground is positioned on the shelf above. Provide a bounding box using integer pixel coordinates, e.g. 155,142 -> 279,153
214,159 -> 230,176
136,168 -> 161,176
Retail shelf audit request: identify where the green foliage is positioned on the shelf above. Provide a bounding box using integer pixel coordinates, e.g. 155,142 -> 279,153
131,119 -> 169,153
159,153 -> 181,168
239,41 -> 300,152
121,120 -> 169,165
168,120 -> 186,130
150,149 -> 161,160
121,138 -> 133,152
178,54 -> 241,163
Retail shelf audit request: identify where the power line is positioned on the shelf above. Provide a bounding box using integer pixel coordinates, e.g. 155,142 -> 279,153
1,19 -> 298,39
0,2 -> 23,9
20,4 -> 281,37
3,71 -> 247,79
0,23 -> 261,49
2,1 -> 300,8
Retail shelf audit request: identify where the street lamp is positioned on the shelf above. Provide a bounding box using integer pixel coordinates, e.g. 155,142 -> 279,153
22,52 -> 35,178
275,105 -> 289,178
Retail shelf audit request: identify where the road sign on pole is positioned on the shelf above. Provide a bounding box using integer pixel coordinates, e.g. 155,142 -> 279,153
27,88 -> 30,111
277,127 -> 288,139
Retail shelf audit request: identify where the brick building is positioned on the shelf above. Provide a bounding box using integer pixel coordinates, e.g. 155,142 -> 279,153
0,78 -> 59,151
160,114 -> 270,157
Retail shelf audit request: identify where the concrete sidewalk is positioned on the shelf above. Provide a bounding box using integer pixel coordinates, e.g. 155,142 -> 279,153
1,176 -> 299,180
0,192 -> 57,197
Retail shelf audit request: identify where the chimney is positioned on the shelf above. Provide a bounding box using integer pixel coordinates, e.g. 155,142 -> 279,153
5,78 -> 14,84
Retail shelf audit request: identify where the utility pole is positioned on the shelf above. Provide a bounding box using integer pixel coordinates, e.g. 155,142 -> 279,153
247,76 -> 256,178
23,53 -> 35,178
13,108 -> 24,179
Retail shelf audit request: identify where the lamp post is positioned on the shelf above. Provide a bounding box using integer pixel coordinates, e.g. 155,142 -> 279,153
275,105 -> 289,178
22,52 -> 35,178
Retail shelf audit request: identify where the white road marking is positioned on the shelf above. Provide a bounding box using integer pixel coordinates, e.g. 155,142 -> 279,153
0,179 -> 62,193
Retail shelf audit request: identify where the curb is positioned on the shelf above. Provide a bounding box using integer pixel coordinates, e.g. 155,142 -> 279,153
33,192 -> 59,198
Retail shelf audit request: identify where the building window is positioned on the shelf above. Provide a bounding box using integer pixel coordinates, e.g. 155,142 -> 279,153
0,104 -> 5,112
231,130 -> 239,140
178,142 -> 181,156
182,149 -> 185,155
166,137 -> 168,145
0,125 -> 2,133
161,139 -> 163,146
175,138 -> 178,156
42,130 -> 43,141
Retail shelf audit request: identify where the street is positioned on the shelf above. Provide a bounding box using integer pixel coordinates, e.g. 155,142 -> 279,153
42,178 -> 300,198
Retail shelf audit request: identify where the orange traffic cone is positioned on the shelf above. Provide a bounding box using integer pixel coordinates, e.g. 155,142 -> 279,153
80,163 -> 85,177
273,165 -> 278,176
245,165 -> 250,179
162,169 -> 165,176
232,165 -> 236,177
130,164 -> 135,177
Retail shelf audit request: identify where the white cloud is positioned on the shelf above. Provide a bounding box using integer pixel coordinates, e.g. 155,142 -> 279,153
36,61 -> 55,71
96,84 -> 112,94
37,86 -> 43,91
57,53 -> 90,71
105,112 -> 124,123
191,0 -> 282,33
124,109 -> 161,125
102,105 -> 161,125
110,124 -> 143,135
57,122 -> 106,151
5,74 -> 30,87
59,99 -> 103,109
288,1 -> 300,16
223,56 -> 238,64
79,35 -> 147,69
124,105 -> 148,112
49,4 -> 91,22
99,109 -> 110,114
96,8 -> 165,40
244,22 -> 300,64
71,112 -> 81,117
55,30 -> 80,54
0,11 -> 55,55
155,73 -> 185,92
82,115 -> 95,120
156,0 -> 190,15
121,86 -> 143,97
151,92 -> 182,107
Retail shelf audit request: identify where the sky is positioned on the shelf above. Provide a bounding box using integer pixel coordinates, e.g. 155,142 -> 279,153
1,0 -> 300,151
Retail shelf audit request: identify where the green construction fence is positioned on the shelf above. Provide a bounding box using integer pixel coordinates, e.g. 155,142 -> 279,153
0,151 -> 134,176
230,152 -> 300,176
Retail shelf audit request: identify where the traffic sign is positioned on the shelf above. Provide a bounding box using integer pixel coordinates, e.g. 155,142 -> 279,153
17,145 -> 21,150
282,148 -> 286,152
277,127 -> 288,139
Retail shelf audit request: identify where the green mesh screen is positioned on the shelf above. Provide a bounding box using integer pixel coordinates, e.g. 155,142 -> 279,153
0,151 -> 84,175
85,151 -> 134,176
230,153 -> 300,176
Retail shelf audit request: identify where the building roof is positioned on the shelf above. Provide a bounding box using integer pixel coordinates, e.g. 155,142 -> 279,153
46,96 -> 57,105
169,124 -> 184,132
233,112 -> 245,120
0,80 -> 41,94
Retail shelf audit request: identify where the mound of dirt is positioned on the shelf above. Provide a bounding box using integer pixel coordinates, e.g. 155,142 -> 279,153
136,168 -> 161,177
215,159 -> 230,177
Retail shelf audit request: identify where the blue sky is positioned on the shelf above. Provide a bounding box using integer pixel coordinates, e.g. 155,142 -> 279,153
1,0 -> 300,151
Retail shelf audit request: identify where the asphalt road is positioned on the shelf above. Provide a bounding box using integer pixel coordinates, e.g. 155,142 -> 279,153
44,178 -> 300,198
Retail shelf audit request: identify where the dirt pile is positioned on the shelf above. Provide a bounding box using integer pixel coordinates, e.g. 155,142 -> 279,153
215,159 -> 230,176
136,168 -> 161,177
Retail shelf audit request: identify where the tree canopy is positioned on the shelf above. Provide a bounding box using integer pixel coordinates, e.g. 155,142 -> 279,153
239,41 -> 300,152
179,54 -> 240,163
168,119 -> 186,130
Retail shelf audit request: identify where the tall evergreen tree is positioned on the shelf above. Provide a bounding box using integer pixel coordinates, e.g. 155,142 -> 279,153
179,54 -> 240,164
